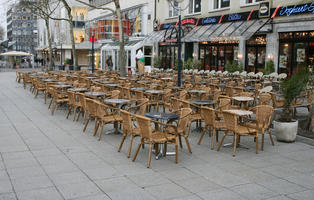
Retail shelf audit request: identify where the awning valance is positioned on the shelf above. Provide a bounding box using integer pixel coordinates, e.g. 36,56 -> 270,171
143,30 -> 166,44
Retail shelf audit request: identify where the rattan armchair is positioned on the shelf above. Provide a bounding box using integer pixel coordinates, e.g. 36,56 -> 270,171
199,107 -> 226,149
217,111 -> 258,156
50,87 -> 68,115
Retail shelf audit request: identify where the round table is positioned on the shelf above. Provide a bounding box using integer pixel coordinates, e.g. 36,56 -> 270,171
131,87 -> 146,91
225,109 -> 253,116
105,83 -> 120,88
85,91 -> 106,98
68,88 -> 87,92
44,79 -> 57,82
54,84 -> 72,89
232,96 -> 254,109
145,112 -> 179,121
146,90 -> 164,94
189,100 -> 214,106
103,99 -> 131,105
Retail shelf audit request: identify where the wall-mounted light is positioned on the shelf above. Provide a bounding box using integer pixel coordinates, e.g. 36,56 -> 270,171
238,54 -> 243,60
267,54 -> 273,61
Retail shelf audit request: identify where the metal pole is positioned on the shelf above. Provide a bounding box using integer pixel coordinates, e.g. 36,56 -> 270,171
91,34 -> 95,73
60,43 -> 62,66
177,10 -> 182,87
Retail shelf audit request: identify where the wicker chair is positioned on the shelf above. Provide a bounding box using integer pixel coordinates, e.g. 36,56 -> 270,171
118,110 -> 141,157
83,98 -> 98,133
66,91 -> 76,119
76,93 -> 87,122
34,79 -> 46,99
199,107 -> 226,149
217,111 -> 258,156
270,92 -> 285,109
165,108 -> 193,153
94,101 -> 122,141
50,88 -> 68,115
258,93 -> 272,105
243,105 -> 275,151
132,114 -> 178,168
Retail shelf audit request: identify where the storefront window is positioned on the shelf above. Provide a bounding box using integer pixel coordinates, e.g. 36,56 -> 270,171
246,35 -> 266,72
159,44 -> 178,69
279,31 -> 314,75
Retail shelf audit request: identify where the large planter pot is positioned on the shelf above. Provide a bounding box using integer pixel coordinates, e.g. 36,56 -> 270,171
274,120 -> 298,142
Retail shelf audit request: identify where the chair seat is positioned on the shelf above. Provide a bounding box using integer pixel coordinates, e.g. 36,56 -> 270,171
99,114 -> 122,123
214,121 -> 225,129
237,125 -> 257,135
55,98 -> 68,103
149,131 -> 176,143
190,113 -> 202,121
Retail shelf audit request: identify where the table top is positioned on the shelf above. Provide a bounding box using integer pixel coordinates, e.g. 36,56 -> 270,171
137,80 -> 151,84
168,86 -> 184,90
105,83 -> 120,87
54,84 -> 72,88
85,77 -> 96,79
189,100 -> 214,105
145,90 -> 164,94
232,96 -> 254,102
145,112 -> 179,121
188,90 -> 206,94
225,109 -> 253,116
68,88 -> 87,92
161,77 -> 172,80
131,87 -> 146,91
43,79 -> 57,82
85,91 -> 106,96
103,99 -> 131,105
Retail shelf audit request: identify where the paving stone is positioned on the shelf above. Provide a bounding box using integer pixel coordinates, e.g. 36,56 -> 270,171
7,166 -> 46,179
230,183 -> 278,200
198,188 -> 247,200
172,177 -> 222,193
0,193 -> 17,200
95,176 -> 139,193
258,178 -> 306,195
11,175 -> 53,192
144,182 -> 192,200
287,190 -> 314,200
107,188 -> 156,200
0,180 -> 13,194
16,187 -> 64,200
71,194 -> 111,200
49,171 -> 90,186
57,181 -> 102,199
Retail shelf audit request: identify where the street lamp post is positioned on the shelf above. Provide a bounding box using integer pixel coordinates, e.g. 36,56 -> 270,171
85,22 -> 97,74
170,0 -> 188,87
91,32 -> 95,74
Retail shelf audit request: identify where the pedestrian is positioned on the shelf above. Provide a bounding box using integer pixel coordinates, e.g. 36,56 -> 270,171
106,56 -> 113,72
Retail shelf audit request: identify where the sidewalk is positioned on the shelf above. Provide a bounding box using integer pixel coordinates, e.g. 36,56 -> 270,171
0,72 -> 313,200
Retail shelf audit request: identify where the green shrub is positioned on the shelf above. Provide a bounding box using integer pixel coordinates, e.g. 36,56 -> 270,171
225,61 -> 243,72
153,56 -> 162,68
264,60 -> 275,75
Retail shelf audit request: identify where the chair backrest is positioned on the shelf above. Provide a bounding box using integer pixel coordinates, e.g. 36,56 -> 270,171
255,105 -> 274,129
120,110 -> 133,132
222,111 -> 238,132
238,92 -> 253,97
136,114 -> 153,141
77,93 -> 87,108
218,98 -> 231,111
91,86 -> 102,92
171,97 -> 182,111
259,93 -> 271,105
110,90 -> 120,99
225,86 -> 234,97
67,91 -> 76,106
201,107 -> 215,127
177,108 -> 192,133
178,90 -> 187,99
134,90 -> 144,100
85,98 -> 98,116
137,98 -> 149,115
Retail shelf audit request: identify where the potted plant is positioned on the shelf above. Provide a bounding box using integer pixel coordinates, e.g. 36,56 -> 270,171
153,56 -> 162,69
225,61 -> 243,73
274,69 -> 310,142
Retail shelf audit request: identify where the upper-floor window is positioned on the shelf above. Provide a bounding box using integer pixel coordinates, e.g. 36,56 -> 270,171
245,0 -> 264,4
188,0 -> 201,14
213,0 -> 230,9
169,1 -> 179,18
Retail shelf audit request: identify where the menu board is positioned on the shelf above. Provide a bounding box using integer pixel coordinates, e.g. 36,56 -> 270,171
279,55 -> 287,68
296,48 -> 305,62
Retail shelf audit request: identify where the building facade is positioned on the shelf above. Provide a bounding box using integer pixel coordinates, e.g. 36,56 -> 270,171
152,0 -> 314,75
6,3 -> 38,54
87,0 -> 155,71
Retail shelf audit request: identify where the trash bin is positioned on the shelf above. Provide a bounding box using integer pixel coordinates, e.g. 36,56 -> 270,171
69,65 -> 74,70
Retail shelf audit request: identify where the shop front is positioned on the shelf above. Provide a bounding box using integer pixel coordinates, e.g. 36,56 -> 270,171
246,35 -> 267,72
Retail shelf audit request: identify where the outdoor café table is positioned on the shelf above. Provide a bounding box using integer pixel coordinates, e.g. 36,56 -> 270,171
85,77 -> 96,79
161,77 -> 172,81
137,80 -> 151,84
145,90 -> 164,95
189,100 -> 214,107
223,109 -> 254,148
188,89 -> 206,100
44,79 -> 57,82
103,99 -> 132,134
105,83 -> 120,88
232,96 -> 254,109
145,111 -> 179,159
68,88 -> 87,93
85,91 -> 106,100
131,87 -> 146,91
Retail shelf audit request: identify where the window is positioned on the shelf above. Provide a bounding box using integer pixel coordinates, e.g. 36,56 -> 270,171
245,0 -> 263,4
169,1 -> 179,17
188,0 -> 201,14
214,0 -> 230,9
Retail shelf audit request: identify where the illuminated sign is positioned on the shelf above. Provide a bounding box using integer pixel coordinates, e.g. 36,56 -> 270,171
259,1 -> 271,18
201,17 -> 217,24
279,3 -> 314,17
228,14 -> 242,21
181,18 -> 196,25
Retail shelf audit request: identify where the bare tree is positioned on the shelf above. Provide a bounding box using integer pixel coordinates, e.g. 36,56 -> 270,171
75,0 -> 126,76
20,0 -> 60,71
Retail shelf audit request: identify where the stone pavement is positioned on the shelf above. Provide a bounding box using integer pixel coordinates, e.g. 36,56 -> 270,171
0,71 -> 314,200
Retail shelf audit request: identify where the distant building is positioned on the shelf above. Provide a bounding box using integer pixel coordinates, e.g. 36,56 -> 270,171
6,2 -> 38,54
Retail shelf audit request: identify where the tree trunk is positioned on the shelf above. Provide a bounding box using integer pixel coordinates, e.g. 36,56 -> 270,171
60,0 -> 78,71
45,19 -> 54,71
113,0 -> 126,77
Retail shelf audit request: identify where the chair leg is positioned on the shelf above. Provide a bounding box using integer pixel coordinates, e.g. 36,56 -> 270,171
147,143 -> 153,168
73,106 -> 77,121
268,129 -> 275,146
76,108 -> 81,121
44,92 -> 47,104
132,139 -> 143,162
178,135 -> 183,148
163,143 -> 167,156
217,131 -> 227,151
98,124 -> 104,141
83,116 -> 91,132
118,130 -> 127,152
198,126 -> 207,145
35,90 -> 39,98
66,105 -> 72,119
51,102 -> 57,115
127,134 -> 134,158
48,99 -> 53,109
211,128 -> 216,150
94,120 -> 99,136
175,138 -> 178,163
184,134 -> 192,154
256,135 -> 259,154
261,133 -> 265,151
232,134 -> 238,157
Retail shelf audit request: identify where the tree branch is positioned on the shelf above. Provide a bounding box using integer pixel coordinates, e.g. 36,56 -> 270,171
74,0 -> 116,15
